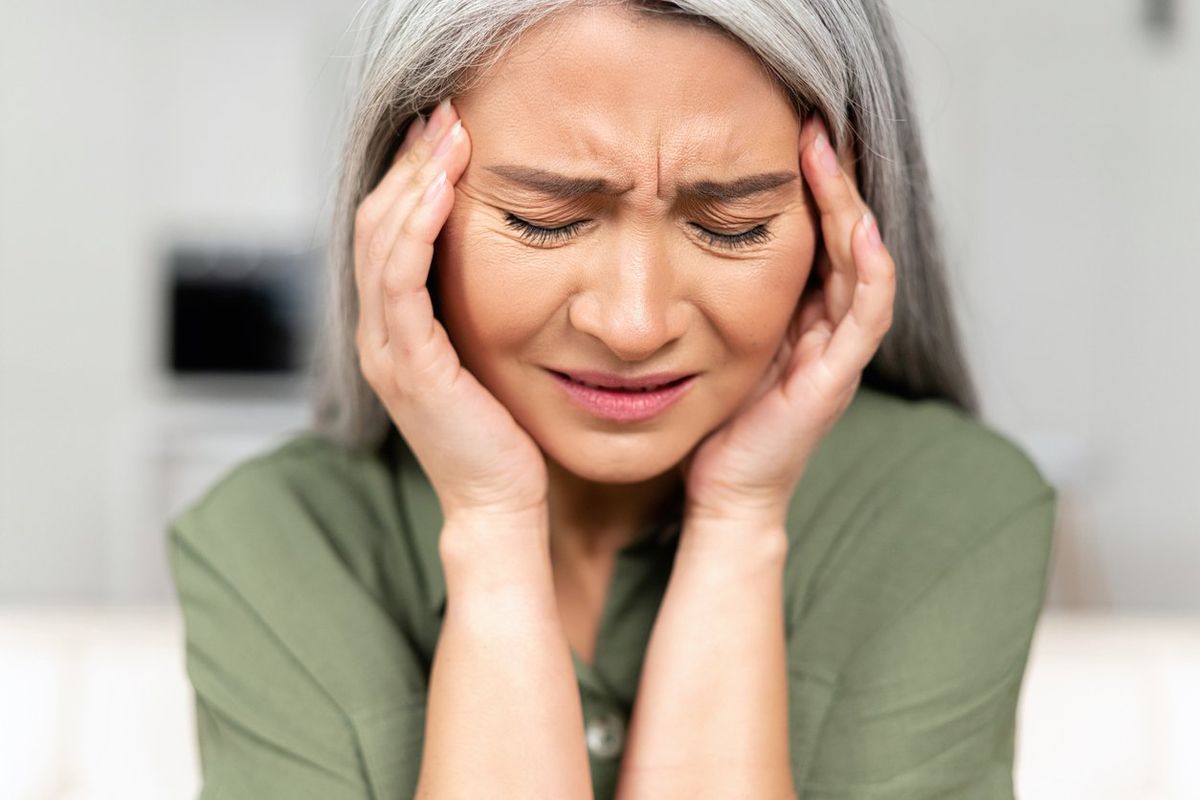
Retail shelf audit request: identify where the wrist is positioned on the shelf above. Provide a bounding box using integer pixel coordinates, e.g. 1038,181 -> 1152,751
440,504 -> 549,551
677,516 -> 790,568
438,510 -> 556,606
682,491 -> 791,531
441,499 -> 550,533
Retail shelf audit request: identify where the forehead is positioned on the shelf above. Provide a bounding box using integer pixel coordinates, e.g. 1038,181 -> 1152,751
455,5 -> 800,182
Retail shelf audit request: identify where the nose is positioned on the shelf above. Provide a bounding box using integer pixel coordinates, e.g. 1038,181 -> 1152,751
568,231 -> 687,362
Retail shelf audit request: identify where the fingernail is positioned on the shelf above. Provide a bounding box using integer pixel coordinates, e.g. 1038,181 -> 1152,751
815,133 -> 840,176
863,212 -> 882,249
811,113 -> 828,138
423,98 -> 453,141
433,120 -> 461,157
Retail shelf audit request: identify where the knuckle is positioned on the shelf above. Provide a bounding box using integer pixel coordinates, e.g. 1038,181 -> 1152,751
355,194 -> 384,232
877,259 -> 898,292
354,323 -> 373,355
358,347 -> 399,401
877,310 -> 895,336
381,263 -> 409,300
412,159 -> 443,191
356,343 -> 380,384
364,225 -> 393,267
402,140 -> 430,170
400,207 -> 428,241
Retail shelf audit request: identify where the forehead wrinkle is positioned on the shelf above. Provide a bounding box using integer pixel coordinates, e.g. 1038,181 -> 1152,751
482,163 -> 798,208
482,164 -> 634,202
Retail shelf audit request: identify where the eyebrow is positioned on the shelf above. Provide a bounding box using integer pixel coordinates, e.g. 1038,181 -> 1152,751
482,164 -> 798,203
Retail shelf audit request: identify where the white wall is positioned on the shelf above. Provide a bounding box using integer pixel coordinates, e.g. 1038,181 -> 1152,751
1,0 -> 1196,609
891,0 -> 1200,611
0,0 -> 353,602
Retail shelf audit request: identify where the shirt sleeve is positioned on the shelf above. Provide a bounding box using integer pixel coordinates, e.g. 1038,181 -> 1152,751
169,524 -> 370,799
798,488 -> 1057,799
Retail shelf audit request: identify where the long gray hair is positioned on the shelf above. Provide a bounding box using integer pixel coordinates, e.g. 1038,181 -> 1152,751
310,0 -> 979,453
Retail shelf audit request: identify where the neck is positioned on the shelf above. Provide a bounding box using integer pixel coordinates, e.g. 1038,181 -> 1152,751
545,455 -> 685,562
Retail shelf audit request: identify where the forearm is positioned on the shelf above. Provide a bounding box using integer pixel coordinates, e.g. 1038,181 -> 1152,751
415,516 -> 593,799
615,523 -> 795,800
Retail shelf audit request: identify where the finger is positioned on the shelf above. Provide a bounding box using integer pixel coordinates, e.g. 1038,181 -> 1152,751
372,99 -> 455,208
791,286 -> 826,344
356,102 -> 465,352
800,114 -> 869,323
353,121 -> 422,348
400,112 -> 427,151
789,317 -> 834,378
379,114 -> 466,264
353,99 -> 453,262
815,211 -> 896,384
379,115 -> 471,375
354,109 -> 442,351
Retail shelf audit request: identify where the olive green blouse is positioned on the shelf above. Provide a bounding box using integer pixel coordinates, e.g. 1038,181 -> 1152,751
167,386 -> 1057,799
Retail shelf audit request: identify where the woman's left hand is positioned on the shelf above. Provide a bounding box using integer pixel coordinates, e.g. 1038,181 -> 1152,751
680,113 -> 897,530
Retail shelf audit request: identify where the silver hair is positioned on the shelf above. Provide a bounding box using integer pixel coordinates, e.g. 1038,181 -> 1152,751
309,0 -> 980,453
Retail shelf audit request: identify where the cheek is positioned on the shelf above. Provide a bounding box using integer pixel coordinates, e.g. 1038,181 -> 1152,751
433,203 -> 560,360
706,231 -> 817,360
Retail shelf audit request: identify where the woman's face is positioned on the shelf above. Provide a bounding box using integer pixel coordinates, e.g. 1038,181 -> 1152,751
435,5 -> 819,485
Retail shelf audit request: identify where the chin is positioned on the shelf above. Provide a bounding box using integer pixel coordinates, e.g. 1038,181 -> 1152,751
537,428 -> 691,485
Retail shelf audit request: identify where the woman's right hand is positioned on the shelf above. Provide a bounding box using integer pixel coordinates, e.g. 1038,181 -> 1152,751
354,99 -> 549,534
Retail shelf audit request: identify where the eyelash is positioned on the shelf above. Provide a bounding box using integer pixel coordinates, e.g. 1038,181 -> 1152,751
502,213 -> 774,251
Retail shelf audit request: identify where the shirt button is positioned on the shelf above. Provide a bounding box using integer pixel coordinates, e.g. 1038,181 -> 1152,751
585,710 -> 626,760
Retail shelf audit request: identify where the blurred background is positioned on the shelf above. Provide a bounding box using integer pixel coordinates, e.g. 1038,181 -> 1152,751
0,0 -> 1196,797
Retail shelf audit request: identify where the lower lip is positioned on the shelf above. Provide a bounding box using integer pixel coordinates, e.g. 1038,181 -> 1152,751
549,371 -> 697,422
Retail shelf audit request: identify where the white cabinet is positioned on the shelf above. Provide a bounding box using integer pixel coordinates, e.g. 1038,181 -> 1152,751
104,382 -> 311,603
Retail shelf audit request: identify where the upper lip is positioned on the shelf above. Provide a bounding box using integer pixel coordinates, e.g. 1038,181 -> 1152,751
551,368 -> 696,389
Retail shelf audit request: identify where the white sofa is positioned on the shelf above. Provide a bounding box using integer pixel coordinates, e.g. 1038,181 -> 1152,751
2,607 -> 1198,799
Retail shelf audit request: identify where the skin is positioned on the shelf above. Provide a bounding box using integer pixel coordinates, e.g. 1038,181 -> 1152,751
433,7 -> 850,573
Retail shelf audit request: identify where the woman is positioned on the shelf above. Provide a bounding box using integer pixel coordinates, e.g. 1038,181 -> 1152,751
169,1 -> 1057,798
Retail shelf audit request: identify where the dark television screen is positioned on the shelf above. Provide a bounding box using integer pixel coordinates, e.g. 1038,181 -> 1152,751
166,244 -> 316,375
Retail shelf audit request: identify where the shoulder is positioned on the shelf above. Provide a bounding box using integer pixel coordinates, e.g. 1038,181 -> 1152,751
168,430 -> 420,608
168,429 -> 417,631
784,387 -> 1057,664
171,431 -> 398,550
167,430 -> 433,714
819,385 -> 1051,494
788,388 -> 1058,792
791,385 -> 1055,541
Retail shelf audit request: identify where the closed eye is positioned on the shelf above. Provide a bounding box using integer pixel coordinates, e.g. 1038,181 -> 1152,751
502,213 -> 774,251
502,214 -> 588,247
689,222 -> 773,249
